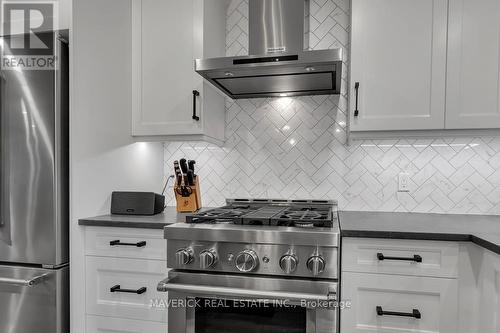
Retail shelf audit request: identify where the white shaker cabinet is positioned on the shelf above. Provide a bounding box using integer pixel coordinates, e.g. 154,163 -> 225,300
341,238 -> 459,333
350,0 -> 448,131
475,249 -> 500,333
131,0 -> 226,143
446,0 -> 500,129
342,272 -> 458,333
83,227 -> 168,332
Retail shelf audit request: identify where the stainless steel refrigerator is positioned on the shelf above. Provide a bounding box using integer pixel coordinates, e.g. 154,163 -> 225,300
0,32 -> 69,333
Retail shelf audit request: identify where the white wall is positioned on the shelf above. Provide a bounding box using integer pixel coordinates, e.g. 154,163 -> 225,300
70,0 -> 164,332
164,0 -> 500,215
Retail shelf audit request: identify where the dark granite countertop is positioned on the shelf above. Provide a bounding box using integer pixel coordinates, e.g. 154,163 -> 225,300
340,211 -> 500,255
79,207 -> 500,254
78,207 -> 193,229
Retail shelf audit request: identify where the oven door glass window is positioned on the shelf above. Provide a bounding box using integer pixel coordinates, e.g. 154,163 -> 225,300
194,298 -> 307,333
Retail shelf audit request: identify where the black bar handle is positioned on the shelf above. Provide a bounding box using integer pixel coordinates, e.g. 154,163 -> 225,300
376,306 -> 421,319
110,240 -> 147,248
354,82 -> 360,117
110,284 -> 147,294
192,90 -> 200,121
377,253 -> 422,263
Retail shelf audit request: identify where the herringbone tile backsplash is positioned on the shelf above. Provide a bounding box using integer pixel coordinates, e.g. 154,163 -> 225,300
164,0 -> 500,214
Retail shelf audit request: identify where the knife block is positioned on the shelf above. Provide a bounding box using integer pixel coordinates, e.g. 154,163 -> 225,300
174,176 -> 202,213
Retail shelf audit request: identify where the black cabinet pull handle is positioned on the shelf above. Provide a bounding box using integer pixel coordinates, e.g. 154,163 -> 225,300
377,253 -> 422,263
110,284 -> 147,295
376,306 -> 421,319
192,90 -> 200,121
109,240 -> 147,247
354,82 -> 360,117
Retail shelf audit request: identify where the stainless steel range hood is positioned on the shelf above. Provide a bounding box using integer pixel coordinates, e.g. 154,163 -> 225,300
195,0 -> 343,99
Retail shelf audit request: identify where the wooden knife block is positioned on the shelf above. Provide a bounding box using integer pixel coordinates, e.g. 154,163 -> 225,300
174,176 -> 202,213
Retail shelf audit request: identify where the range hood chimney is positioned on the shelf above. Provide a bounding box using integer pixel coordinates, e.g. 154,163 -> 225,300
248,0 -> 305,55
195,0 -> 343,99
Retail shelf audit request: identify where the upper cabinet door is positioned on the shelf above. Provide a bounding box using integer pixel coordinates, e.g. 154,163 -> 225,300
446,0 -> 500,129
350,0 -> 448,131
132,0 -> 203,136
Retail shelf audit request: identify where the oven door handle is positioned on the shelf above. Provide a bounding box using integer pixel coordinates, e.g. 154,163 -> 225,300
157,278 -> 336,302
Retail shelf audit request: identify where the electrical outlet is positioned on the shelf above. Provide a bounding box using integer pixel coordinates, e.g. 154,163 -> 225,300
398,172 -> 410,192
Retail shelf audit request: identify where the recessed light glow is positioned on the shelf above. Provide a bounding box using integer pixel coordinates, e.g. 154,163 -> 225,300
279,93 -> 288,97
224,72 -> 234,77
305,66 -> 315,72
277,97 -> 292,107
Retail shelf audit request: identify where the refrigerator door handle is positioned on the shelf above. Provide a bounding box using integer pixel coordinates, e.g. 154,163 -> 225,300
0,272 -> 50,287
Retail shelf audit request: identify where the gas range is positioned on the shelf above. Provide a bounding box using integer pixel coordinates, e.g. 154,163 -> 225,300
163,199 -> 340,279
158,199 -> 340,333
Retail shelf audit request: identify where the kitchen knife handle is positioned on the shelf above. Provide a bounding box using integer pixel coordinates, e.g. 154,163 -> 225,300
187,170 -> 194,186
179,159 -> 188,174
192,90 -> 200,121
354,82 -> 360,117
376,306 -> 421,319
188,160 -> 196,173
110,285 -> 147,295
174,161 -> 182,185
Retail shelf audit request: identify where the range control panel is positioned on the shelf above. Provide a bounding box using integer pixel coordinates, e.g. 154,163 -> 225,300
167,240 -> 338,279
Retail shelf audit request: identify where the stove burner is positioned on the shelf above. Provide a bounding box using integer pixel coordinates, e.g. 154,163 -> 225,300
280,211 -> 323,220
292,221 -> 316,228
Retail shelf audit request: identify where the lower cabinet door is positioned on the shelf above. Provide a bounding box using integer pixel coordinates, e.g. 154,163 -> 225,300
476,250 -> 500,333
85,257 -> 168,322
86,315 -> 166,333
341,272 -> 458,333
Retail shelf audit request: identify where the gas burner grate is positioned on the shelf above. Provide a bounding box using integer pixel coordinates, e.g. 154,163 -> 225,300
270,206 -> 333,228
239,206 -> 287,226
185,206 -> 258,224
186,201 -> 336,228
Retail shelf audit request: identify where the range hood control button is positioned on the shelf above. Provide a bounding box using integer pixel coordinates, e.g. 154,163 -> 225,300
175,248 -> 194,266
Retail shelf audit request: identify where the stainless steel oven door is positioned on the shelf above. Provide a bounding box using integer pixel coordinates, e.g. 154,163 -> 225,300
158,271 -> 338,333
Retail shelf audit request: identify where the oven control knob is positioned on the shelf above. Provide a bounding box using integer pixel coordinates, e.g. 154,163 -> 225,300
235,250 -> 259,272
280,254 -> 298,274
199,249 -> 218,269
306,256 -> 326,276
175,248 -> 194,266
